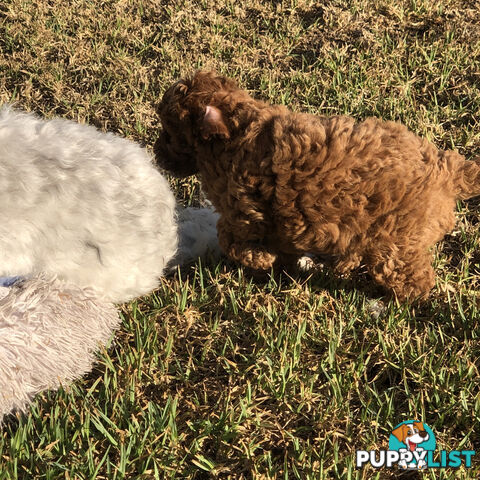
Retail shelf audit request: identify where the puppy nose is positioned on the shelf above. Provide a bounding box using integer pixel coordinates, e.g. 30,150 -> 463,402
419,431 -> 428,438
160,129 -> 171,143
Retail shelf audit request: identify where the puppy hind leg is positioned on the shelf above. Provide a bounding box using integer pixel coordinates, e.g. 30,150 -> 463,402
456,154 -> 480,200
366,245 -> 435,301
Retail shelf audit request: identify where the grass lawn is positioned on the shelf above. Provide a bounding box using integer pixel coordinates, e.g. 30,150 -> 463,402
1,0 -> 480,478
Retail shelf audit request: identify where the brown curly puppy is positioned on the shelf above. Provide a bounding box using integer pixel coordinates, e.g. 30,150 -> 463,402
154,71 -> 480,300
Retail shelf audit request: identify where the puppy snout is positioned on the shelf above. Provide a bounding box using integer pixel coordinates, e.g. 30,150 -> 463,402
153,131 -> 199,178
153,132 -> 170,166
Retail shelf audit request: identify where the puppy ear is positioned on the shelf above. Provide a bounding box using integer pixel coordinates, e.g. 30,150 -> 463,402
201,105 -> 230,140
392,424 -> 408,443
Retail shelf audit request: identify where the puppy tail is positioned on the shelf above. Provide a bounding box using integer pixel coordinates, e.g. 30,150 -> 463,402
455,155 -> 480,200
168,205 -> 220,271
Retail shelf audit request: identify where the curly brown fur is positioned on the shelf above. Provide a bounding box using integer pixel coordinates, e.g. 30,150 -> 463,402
155,71 -> 480,301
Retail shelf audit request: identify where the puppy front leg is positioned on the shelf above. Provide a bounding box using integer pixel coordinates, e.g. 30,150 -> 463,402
228,242 -> 278,271
217,217 -> 277,271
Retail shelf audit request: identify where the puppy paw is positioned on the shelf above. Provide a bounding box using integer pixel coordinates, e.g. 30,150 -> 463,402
334,254 -> 362,276
297,254 -> 317,273
230,243 -> 277,271
366,299 -> 387,319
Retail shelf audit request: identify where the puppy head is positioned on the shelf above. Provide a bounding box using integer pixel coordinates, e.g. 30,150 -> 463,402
154,71 -> 251,177
392,422 -> 429,445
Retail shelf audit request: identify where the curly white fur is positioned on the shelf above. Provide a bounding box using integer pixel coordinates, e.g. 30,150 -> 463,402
0,106 -> 181,303
0,274 -> 120,420
0,108 -> 223,422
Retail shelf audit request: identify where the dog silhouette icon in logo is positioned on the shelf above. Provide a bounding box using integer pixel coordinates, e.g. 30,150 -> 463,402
389,421 -> 435,469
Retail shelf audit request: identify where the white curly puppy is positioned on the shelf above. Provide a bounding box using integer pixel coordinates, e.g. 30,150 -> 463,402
0,274 -> 121,419
0,106 -> 216,303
